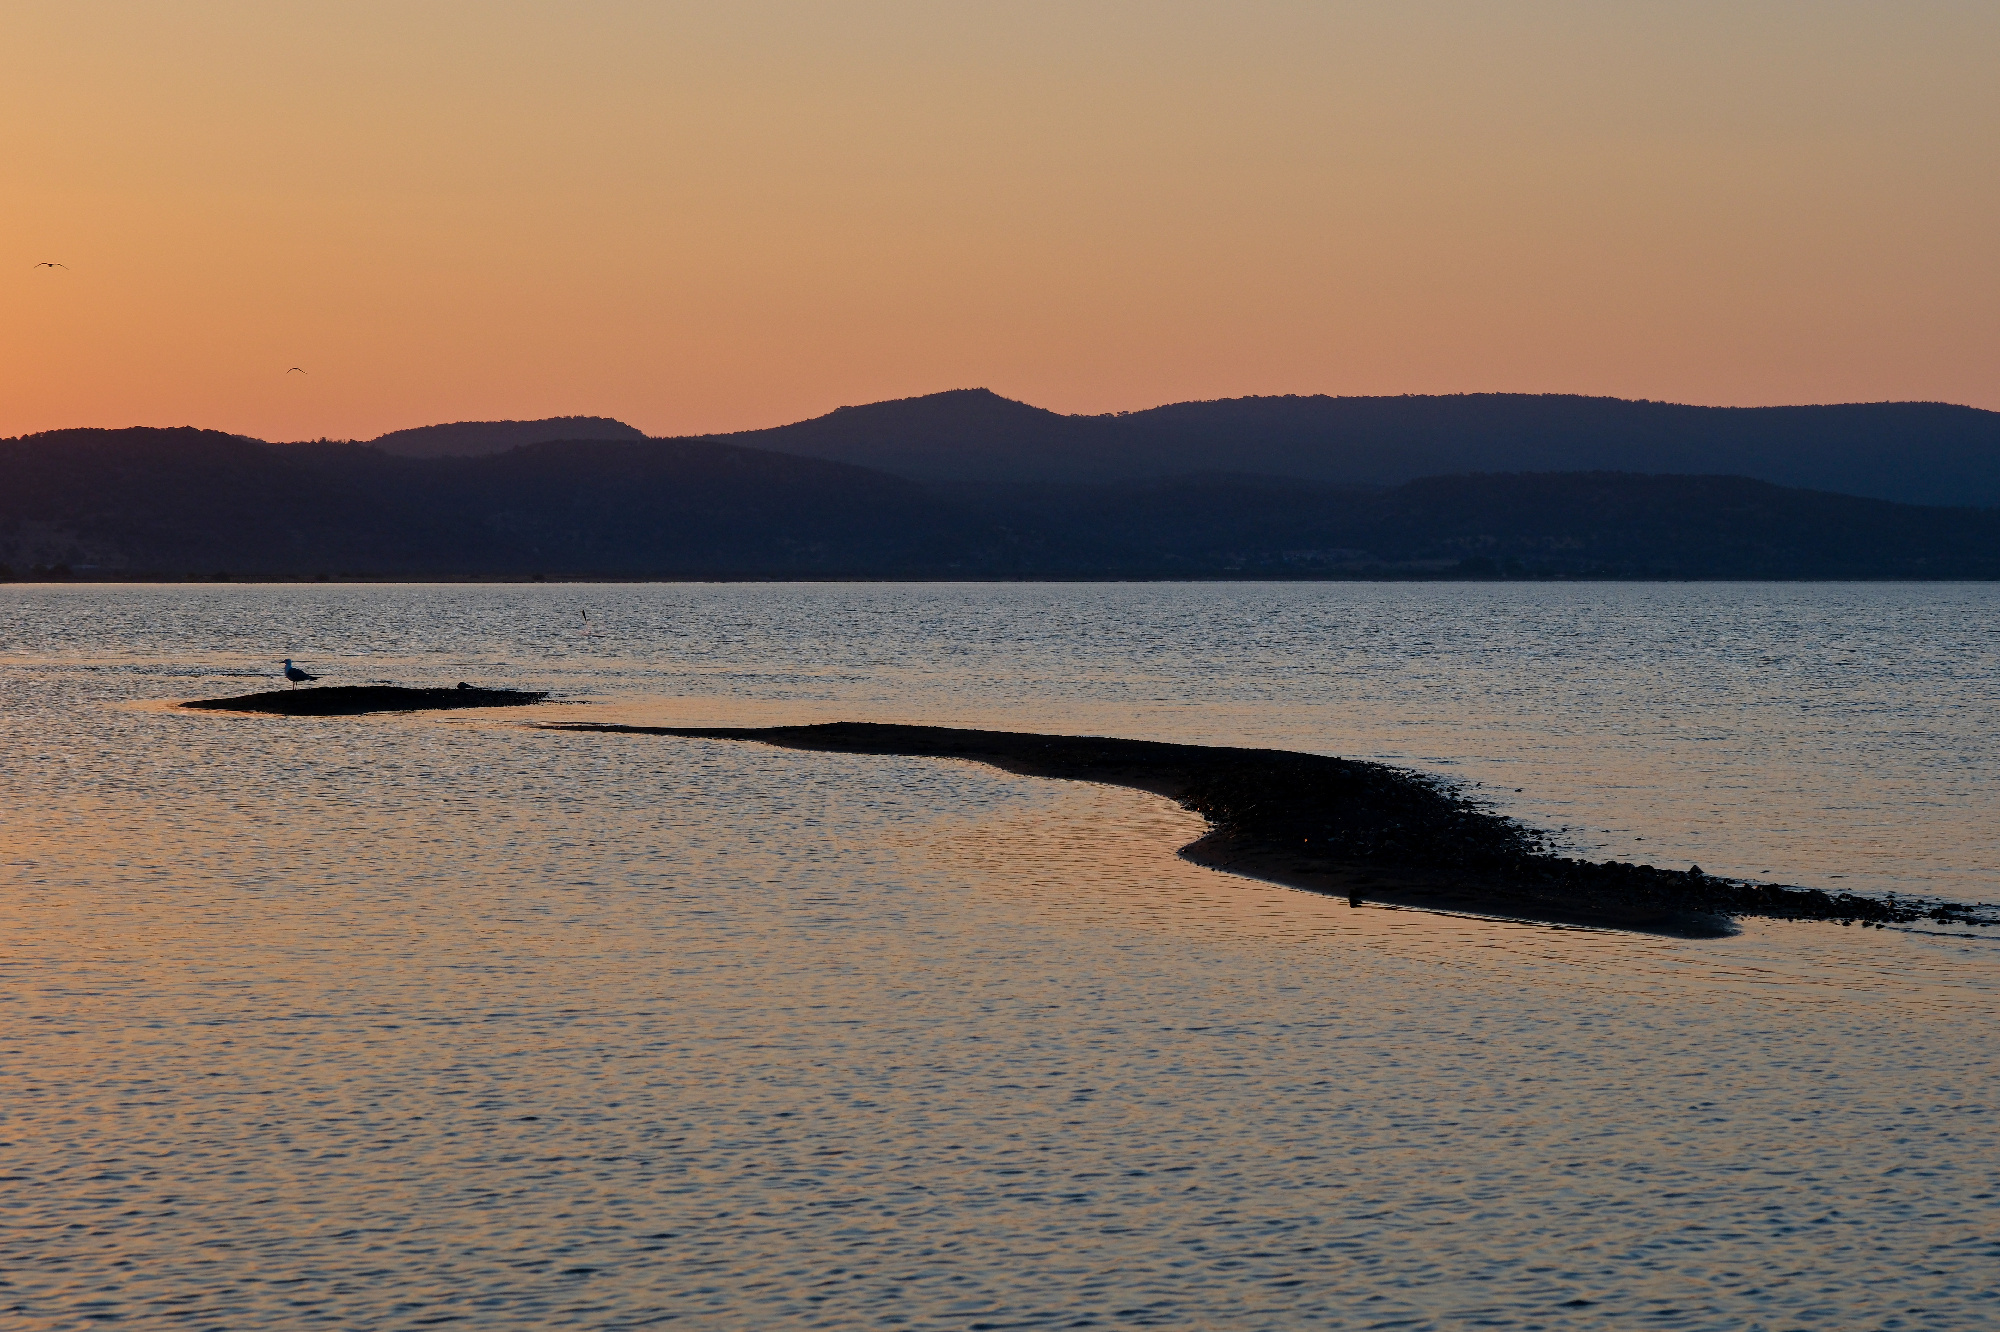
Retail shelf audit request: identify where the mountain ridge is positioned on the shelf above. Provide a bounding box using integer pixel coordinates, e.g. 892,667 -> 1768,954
3,424 -> 1998,580
12,388 -> 1997,506
365,416 -> 646,457
690,388 -> 2000,506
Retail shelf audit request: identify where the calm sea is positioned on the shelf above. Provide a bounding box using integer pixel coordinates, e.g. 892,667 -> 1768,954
3,582 -> 1996,1328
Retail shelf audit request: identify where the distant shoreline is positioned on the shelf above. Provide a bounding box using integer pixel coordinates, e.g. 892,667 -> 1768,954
15,573 -> 2000,585
10,404 -> 2000,580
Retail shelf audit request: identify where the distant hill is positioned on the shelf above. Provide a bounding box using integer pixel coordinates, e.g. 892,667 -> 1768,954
0,427 -> 985,576
720,389 -> 1083,482
43,389 -> 2000,503
3,425 -> 1998,579
715,389 -> 2000,507
365,416 -> 646,458
983,471 -> 2000,578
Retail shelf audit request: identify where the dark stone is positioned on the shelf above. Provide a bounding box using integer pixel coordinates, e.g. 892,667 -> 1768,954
183,684 -> 547,716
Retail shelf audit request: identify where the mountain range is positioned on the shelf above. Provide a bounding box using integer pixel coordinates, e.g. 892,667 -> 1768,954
712,389 -> 2000,507
3,390 -> 1997,579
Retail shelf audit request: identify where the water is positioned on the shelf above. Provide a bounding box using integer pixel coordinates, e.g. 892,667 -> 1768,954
3,582 -> 1997,1328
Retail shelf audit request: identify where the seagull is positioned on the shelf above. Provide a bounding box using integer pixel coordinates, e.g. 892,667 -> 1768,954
287,366 -> 307,374
34,261 -> 67,269
282,659 -> 319,685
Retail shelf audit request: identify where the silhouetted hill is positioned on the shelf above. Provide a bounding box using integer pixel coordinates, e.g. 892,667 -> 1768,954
365,416 -> 646,458
0,427 -> 992,575
981,471 -> 2000,578
720,389 -> 1082,479
718,389 -> 2000,506
4,425 -> 1998,578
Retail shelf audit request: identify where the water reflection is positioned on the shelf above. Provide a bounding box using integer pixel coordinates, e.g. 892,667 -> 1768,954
3,584 -> 1999,1326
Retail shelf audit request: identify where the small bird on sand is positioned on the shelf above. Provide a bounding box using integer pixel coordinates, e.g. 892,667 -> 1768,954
282,659 -> 319,685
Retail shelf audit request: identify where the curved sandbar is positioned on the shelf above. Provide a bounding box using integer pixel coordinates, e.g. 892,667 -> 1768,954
184,684 -> 548,716
545,721 -> 1992,936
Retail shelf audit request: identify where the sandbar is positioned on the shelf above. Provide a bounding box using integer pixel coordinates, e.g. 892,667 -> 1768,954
183,684 -> 548,716
544,721 -> 1992,936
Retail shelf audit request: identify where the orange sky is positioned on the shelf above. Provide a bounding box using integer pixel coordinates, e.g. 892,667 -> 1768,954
5,1 -> 1996,441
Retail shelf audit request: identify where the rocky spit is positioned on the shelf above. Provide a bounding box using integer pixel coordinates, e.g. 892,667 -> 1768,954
546,720 -> 1998,937
183,684 -> 548,716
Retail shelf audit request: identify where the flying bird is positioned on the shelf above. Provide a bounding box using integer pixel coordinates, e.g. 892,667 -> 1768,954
282,659 -> 319,685
287,366 -> 307,374
34,262 -> 67,269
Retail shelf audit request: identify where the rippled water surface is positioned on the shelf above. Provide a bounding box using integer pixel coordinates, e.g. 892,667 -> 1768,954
3,582 -> 1997,1329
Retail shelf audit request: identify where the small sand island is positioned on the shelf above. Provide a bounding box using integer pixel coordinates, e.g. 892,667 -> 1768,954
546,721 -> 1994,936
183,684 -> 548,716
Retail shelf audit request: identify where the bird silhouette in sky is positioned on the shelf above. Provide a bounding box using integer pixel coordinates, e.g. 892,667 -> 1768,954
287,367 -> 308,374
34,261 -> 67,269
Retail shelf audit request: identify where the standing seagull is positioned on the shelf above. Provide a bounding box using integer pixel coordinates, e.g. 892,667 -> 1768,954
282,659 -> 319,685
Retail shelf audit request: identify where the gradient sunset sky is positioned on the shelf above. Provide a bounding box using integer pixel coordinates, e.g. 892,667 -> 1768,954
7,1 -> 1996,441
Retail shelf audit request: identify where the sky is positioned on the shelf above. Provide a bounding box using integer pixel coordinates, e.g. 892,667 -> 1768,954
4,1 -> 1996,441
